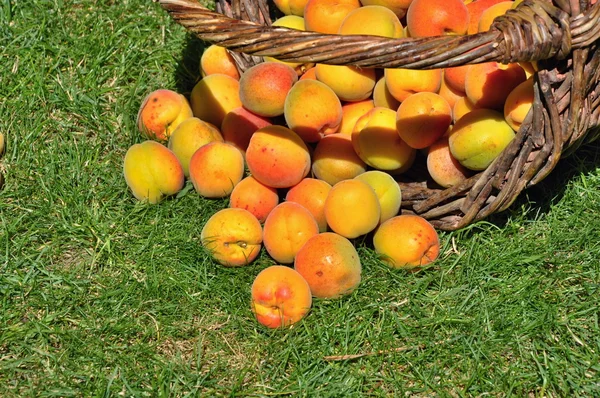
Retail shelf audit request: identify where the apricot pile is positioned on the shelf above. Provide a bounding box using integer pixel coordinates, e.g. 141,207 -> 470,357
124,0 -> 537,328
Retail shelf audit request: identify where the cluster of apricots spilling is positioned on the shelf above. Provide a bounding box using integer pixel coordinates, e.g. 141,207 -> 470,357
124,0 -> 537,328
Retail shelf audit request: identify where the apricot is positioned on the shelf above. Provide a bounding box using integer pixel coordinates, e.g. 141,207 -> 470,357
338,5 -> 404,38
304,0 -> 361,34
220,107 -> 272,156
284,79 -> 343,143
251,265 -> 312,329
438,73 -> 464,110
229,176 -> 279,223
189,141 -> 245,198
272,0 -> 310,16
373,77 -> 401,111
264,16 -> 314,75
359,0 -> 413,18
406,0 -> 469,37
285,178 -> 332,233
373,215 -> 440,269
478,1 -> 514,32
449,108 -> 515,170
189,74 -> 241,128
245,125 -> 311,188
466,0 -> 508,34
239,62 -> 298,118
201,208 -> 262,267
123,140 -> 185,204
519,61 -> 537,79
453,95 -> 476,123
352,107 -> 416,171
137,89 -> 193,141
294,232 -> 362,299
299,66 -> 317,81
339,100 -> 376,137
464,62 -> 526,111
504,76 -> 534,132
312,134 -> 367,186
263,202 -> 319,264
324,179 -> 381,239
384,68 -> 442,103
315,64 -> 377,103
354,171 -> 402,224
200,45 -> 240,80
167,117 -> 223,177
396,92 -> 452,149
426,137 -> 471,188
443,65 -> 469,94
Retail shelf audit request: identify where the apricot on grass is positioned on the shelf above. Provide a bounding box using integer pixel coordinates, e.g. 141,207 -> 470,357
189,141 -> 245,198
200,44 -> 240,80
294,232 -> 362,299
285,178 -> 332,233
449,108 -> 515,170
123,140 -> 185,204
220,107 -> 271,157
284,79 -> 343,143
324,179 -> 381,239
352,107 -> 416,171
396,92 -> 452,149
136,89 -> 193,142
189,73 -> 241,128
167,117 -> 223,177
373,214 -> 440,269
251,265 -> 312,329
354,171 -> 402,224
229,176 -> 279,223
311,134 -> 367,186
239,62 -> 298,118
245,125 -> 311,189
263,202 -> 320,264
201,208 -> 263,267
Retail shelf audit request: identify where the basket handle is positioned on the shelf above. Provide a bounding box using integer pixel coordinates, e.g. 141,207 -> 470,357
158,0 -> 600,69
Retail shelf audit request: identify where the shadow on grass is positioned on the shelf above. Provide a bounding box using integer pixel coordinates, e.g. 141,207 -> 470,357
173,33 -> 207,96
472,138 -> 600,232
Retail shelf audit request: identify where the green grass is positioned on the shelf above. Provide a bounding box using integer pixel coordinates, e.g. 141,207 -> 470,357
1,0 -> 600,396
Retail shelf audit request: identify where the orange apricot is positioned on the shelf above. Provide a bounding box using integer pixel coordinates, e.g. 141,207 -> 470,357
294,232 -> 362,298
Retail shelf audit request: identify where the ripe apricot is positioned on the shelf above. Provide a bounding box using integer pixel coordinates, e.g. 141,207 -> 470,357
294,232 -> 362,298
373,215 -> 440,269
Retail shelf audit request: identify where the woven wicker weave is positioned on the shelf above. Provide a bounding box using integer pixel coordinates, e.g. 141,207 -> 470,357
159,0 -> 600,230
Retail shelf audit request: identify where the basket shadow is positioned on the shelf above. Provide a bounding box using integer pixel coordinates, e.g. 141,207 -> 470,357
477,138 -> 600,230
173,33 -> 208,96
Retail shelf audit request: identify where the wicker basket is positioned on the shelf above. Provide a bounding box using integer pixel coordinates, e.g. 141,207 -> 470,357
158,0 -> 600,230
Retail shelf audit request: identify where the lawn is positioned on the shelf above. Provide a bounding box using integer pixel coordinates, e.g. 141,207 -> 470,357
1,0 -> 599,396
